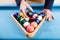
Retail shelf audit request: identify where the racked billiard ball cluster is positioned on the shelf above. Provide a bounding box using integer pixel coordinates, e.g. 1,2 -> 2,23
13,11 -> 45,33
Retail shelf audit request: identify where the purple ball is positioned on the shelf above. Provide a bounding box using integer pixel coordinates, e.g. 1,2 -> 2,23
13,12 -> 19,18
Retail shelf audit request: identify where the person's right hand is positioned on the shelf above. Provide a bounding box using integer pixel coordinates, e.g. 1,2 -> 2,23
20,0 -> 33,18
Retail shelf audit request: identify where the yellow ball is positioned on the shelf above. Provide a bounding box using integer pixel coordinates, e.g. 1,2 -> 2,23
19,13 -> 25,18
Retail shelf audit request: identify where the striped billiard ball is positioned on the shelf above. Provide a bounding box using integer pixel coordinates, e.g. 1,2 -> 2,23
23,22 -> 30,28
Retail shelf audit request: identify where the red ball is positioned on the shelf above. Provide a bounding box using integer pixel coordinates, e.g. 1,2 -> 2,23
27,26 -> 34,33
31,22 -> 38,28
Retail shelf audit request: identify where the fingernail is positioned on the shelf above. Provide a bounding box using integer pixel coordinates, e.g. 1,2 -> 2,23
52,17 -> 54,20
48,19 -> 50,22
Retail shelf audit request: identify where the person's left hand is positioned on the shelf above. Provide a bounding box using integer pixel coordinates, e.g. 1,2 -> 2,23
43,9 -> 54,22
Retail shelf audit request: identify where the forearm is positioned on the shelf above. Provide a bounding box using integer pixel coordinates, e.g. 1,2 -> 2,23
15,0 -> 26,6
22,0 -> 25,1
44,0 -> 54,10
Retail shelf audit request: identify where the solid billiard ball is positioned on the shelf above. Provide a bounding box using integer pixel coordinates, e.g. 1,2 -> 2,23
23,22 -> 30,28
27,11 -> 33,17
17,15 -> 22,22
31,22 -> 38,28
29,18 -> 34,22
19,13 -> 25,18
26,26 -> 34,33
13,12 -> 19,18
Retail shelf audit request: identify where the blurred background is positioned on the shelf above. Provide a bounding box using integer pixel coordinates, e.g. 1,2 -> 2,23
0,0 -> 60,5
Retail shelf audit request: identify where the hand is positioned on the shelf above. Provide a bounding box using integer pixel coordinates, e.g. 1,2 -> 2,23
43,9 -> 54,22
20,0 -> 33,18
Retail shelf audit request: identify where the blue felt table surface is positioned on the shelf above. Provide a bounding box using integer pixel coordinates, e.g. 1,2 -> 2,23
0,4 -> 60,39
0,4 -> 60,6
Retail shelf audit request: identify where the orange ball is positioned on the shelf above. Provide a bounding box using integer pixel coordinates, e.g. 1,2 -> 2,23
31,22 -> 38,28
27,26 -> 34,33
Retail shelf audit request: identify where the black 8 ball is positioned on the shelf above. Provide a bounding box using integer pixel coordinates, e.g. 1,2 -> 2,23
27,10 -> 33,17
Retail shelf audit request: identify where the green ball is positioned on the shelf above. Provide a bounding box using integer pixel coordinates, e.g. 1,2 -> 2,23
17,15 -> 22,22
20,19 -> 27,24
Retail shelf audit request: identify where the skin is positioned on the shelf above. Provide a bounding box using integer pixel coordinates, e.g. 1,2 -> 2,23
43,9 -> 54,21
20,0 -> 54,21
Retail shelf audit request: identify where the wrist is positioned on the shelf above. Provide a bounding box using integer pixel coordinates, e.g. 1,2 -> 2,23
43,9 -> 51,11
21,0 -> 26,2
21,0 -> 24,1
43,9 -> 50,14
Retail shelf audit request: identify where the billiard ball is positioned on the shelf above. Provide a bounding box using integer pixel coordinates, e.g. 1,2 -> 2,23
23,22 -> 30,28
20,18 -> 27,24
29,18 -> 34,22
40,12 -> 45,18
32,14 -> 38,19
37,15 -> 42,21
35,15 -> 42,24
38,12 -> 41,15
31,22 -> 38,28
13,12 -> 19,18
24,17 -> 29,21
38,12 -> 45,18
27,11 -> 33,17
26,26 -> 34,33
17,15 -> 22,22
19,13 -> 25,18
34,18 -> 40,24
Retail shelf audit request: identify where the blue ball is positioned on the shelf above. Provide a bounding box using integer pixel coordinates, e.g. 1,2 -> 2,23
40,12 -> 45,18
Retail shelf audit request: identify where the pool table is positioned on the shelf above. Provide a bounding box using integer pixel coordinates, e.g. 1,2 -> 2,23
0,4 -> 60,39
